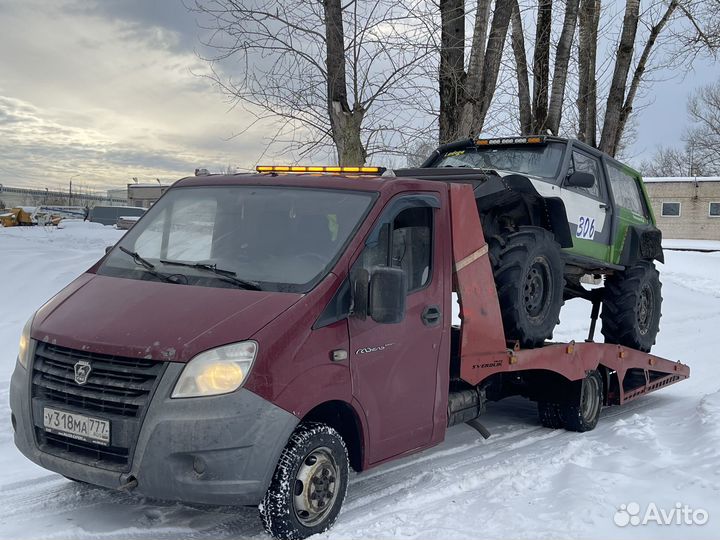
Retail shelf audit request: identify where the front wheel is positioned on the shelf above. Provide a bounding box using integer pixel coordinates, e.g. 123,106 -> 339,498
260,423 -> 349,540
601,260 -> 662,352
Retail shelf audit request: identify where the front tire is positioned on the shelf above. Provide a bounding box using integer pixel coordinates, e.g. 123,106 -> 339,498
260,423 -> 349,540
601,260 -> 662,352
489,226 -> 564,348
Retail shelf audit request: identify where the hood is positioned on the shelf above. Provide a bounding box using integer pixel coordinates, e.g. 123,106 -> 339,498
32,273 -> 303,362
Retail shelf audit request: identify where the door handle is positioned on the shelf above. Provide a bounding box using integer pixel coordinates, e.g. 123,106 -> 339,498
599,203 -> 610,211
421,305 -> 441,326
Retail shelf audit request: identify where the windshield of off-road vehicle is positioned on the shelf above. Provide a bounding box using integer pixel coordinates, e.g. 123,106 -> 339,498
98,186 -> 375,292
433,142 -> 565,179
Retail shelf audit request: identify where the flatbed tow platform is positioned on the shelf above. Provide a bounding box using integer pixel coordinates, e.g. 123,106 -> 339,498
448,183 -> 689,433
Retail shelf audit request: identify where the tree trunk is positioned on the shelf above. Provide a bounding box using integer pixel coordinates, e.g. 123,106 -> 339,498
599,0 -> 640,157
473,0 -> 513,133
510,0 -> 532,134
546,0 -> 580,135
439,0 -> 466,143
586,0 -> 600,147
324,0 -> 366,165
615,0 -> 679,148
576,0 -> 599,145
531,0 -> 553,133
459,0 -> 492,137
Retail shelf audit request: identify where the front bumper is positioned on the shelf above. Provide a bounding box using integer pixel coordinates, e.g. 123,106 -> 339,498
9,361 -> 298,506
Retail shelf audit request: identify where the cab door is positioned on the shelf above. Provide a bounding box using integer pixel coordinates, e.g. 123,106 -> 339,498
559,147 -> 613,261
348,194 -> 446,465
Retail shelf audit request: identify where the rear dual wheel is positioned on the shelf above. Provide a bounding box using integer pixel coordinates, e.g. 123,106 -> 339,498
538,370 -> 603,432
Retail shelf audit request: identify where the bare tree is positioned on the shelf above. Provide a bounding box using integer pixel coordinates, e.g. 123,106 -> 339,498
438,0 -> 514,143
509,0 -> 532,134
643,80 -> 720,176
509,0 -> 581,136
593,0 -> 719,156
687,80 -> 720,173
640,146 -> 689,176
545,0 -> 581,134
439,0 -> 466,143
576,0 -> 600,146
507,0 -> 719,156
531,0 -> 553,133
191,0 -> 432,165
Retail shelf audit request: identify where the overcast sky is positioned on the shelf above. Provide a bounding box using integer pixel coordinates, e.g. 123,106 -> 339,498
0,0 -> 717,193
0,0 -> 275,192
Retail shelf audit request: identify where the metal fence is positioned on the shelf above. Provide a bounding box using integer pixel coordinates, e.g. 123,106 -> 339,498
0,184 -> 127,208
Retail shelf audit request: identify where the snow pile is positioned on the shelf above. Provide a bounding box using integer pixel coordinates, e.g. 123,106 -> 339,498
1,225 -> 720,539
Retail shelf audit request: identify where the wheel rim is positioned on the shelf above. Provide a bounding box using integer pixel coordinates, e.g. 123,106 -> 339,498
292,447 -> 339,527
581,376 -> 601,422
637,283 -> 654,335
524,257 -> 552,320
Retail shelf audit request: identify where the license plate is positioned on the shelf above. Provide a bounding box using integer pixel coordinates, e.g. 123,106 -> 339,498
43,407 -> 110,446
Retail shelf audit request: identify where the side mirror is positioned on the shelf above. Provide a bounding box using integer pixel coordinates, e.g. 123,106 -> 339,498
566,171 -> 595,188
368,266 -> 406,324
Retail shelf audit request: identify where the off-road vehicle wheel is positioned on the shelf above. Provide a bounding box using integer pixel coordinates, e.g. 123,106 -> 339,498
260,423 -> 349,540
489,226 -> 564,348
601,260 -> 662,352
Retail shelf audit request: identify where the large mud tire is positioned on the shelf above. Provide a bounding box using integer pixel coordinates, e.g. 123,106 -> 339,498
260,423 -> 349,540
489,226 -> 564,348
601,260 -> 662,352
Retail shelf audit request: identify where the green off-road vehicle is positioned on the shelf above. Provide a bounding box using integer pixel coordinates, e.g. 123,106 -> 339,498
392,136 -> 663,351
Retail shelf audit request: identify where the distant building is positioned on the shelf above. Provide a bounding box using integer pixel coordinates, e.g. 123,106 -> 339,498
106,188 -> 128,201
644,177 -> 720,241
127,183 -> 171,208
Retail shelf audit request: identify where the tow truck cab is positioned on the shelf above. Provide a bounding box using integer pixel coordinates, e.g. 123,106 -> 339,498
9,167 -> 689,539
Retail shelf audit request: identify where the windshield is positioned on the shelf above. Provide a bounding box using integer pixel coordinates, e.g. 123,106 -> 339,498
99,186 -> 375,292
433,142 -> 565,179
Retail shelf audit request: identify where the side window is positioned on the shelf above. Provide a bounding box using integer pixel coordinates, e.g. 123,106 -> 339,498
354,204 -> 433,294
567,151 -> 601,198
606,162 -> 646,217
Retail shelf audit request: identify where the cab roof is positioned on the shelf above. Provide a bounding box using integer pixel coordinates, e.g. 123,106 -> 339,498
171,171 -> 441,195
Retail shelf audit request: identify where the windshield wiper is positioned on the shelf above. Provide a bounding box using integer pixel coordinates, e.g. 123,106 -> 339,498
160,260 -> 262,291
118,246 -> 178,284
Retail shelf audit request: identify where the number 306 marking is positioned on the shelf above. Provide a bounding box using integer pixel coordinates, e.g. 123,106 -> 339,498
576,216 -> 595,239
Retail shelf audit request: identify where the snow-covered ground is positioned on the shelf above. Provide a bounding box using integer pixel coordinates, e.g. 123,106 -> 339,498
663,238 -> 720,252
1,223 -> 719,539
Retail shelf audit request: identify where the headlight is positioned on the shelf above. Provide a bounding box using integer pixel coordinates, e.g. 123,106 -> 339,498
171,341 -> 257,398
18,315 -> 34,369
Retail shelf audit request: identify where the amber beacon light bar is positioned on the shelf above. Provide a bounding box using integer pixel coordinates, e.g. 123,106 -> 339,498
256,165 -> 386,174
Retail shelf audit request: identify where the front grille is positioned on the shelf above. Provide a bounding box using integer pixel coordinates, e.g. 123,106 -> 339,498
31,342 -> 166,471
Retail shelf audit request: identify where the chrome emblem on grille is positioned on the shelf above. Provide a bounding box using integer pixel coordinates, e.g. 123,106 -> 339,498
73,360 -> 92,385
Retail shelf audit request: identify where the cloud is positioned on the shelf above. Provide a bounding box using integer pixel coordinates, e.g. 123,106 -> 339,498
0,0 -> 273,191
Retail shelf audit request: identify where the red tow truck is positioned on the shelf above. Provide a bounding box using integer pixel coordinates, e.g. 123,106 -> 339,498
10,166 -> 689,539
